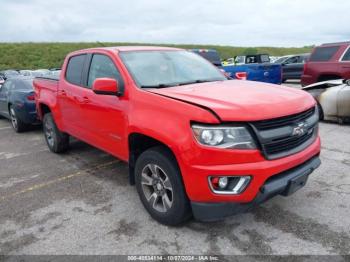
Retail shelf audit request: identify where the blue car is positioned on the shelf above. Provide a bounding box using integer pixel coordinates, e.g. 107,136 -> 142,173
0,76 -> 39,132
223,54 -> 282,84
190,50 -> 282,84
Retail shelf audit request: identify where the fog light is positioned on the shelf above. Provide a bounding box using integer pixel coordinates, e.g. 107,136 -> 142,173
218,177 -> 228,189
209,176 -> 251,195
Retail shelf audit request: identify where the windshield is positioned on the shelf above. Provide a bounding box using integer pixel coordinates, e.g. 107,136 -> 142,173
120,50 -> 226,88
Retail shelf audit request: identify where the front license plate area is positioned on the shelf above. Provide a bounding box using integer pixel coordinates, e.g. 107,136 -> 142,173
282,171 -> 310,196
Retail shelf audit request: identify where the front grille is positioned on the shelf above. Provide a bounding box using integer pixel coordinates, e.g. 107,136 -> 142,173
263,130 -> 314,155
253,107 -> 315,131
250,107 -> 318,159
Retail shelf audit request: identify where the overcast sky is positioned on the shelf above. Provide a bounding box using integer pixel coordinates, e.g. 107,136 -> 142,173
1,0 -> 349,47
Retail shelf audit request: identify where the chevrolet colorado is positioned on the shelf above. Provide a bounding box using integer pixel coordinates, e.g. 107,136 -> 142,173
33,46 -> 321,225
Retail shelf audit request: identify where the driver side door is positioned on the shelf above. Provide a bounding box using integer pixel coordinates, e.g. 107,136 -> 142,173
78,53 -> 129,159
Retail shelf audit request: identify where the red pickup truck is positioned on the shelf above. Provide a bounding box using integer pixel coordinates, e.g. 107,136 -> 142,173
301,41 -> 350,86
34,46 -> 321,225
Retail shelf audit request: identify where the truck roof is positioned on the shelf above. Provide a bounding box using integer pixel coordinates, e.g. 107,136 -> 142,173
321,41 -> 350,46
76,46 -> 182,53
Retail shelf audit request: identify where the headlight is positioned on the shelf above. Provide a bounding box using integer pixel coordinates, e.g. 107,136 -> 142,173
192,125 -> 256,149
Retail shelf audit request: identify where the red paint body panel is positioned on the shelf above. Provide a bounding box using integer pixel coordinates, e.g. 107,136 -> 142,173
34,46 -> 321,205
149,80 -> 316,121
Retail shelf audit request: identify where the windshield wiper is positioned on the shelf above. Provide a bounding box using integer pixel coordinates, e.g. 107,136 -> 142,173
178,79 -> 223,86
140,83 -> 179,89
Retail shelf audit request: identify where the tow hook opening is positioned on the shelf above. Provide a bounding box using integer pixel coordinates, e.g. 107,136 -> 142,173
208,176 -> 251,195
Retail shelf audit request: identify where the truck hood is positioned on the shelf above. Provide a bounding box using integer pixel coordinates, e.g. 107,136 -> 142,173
149,80 -> 315,121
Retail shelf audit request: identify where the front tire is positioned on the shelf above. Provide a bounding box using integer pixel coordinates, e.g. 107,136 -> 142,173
9,105 -> 28,133
135,146 -> 191,226
43,113 -> 69,153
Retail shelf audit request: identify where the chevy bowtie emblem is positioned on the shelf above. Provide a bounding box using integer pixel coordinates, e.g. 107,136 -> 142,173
292,122 -> 308,136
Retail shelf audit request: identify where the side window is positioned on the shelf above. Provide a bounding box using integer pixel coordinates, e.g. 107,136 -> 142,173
310,46 -> 340,62
87,54 -> 123,90
286,56 -> 298,64
300,55 -> 309,63
65,54 -> 86,86
341,47 -> 350,61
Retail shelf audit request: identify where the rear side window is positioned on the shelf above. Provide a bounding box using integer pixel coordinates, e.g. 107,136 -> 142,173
310,46 -> 339,62
87,54 -> 123,89
65,54 -> 86,85
341,47 -> 350,61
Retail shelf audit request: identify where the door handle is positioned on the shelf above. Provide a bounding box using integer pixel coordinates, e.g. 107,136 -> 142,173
81,96 -> 90,104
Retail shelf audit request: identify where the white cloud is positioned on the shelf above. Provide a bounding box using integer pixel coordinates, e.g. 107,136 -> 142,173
0,0 -> 349,46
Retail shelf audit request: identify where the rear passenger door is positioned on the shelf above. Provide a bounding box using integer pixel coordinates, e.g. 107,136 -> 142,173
59,54 -> 88,137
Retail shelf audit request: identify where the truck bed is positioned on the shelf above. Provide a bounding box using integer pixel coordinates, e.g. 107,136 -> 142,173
33,76 -> 60,120
223,63 -> 282,85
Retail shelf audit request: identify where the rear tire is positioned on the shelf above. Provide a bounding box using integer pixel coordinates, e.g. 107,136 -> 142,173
135,146 -> 192,226
43,113 -> 69,153
9,105 -> 28,133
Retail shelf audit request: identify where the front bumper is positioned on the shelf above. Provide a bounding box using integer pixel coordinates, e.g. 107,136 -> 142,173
191,155 -> 321,222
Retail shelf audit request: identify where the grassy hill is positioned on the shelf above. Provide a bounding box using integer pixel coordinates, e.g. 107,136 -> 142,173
0,42 -> 314,70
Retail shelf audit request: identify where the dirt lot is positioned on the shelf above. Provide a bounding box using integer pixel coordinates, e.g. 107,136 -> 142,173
0,82 -> 349,256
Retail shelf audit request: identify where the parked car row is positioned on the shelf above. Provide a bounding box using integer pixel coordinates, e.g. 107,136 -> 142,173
0,68 -> 61,80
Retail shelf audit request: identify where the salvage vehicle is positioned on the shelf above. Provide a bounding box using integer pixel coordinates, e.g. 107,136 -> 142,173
0,76 -> 38,132
34,46 -> 321,225
275,54 -> 310,82
223,55 -> 282,84
303,79 -> 350,124
301,41 -> 350,86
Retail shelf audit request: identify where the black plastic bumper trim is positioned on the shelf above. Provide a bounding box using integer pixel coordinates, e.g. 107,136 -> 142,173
191,155 -> 321,222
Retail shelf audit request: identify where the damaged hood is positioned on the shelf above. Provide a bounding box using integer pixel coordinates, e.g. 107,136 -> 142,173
149,80 -> 315,121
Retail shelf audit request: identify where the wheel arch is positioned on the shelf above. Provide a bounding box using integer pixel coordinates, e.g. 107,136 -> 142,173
38,103 -> 52,120
128,133 -> 179,185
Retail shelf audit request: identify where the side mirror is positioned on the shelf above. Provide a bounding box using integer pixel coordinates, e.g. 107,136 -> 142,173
92,78 -> 121,96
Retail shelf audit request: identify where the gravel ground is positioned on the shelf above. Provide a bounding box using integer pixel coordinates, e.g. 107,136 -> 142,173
0,81 -> 349,257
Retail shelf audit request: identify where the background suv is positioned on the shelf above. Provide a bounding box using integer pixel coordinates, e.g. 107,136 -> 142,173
301,41 -> 350,86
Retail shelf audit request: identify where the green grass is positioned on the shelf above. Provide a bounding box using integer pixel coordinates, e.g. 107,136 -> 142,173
0,42 -> 314,70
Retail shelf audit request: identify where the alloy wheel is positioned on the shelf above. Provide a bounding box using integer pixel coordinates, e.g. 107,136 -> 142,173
10,108 -> 18,130
44,119 -> 55,148
141,164 -> 173,213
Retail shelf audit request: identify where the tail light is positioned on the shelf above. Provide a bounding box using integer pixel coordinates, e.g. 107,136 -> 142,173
27,94 -> 35,101
235,72 -> 247,80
